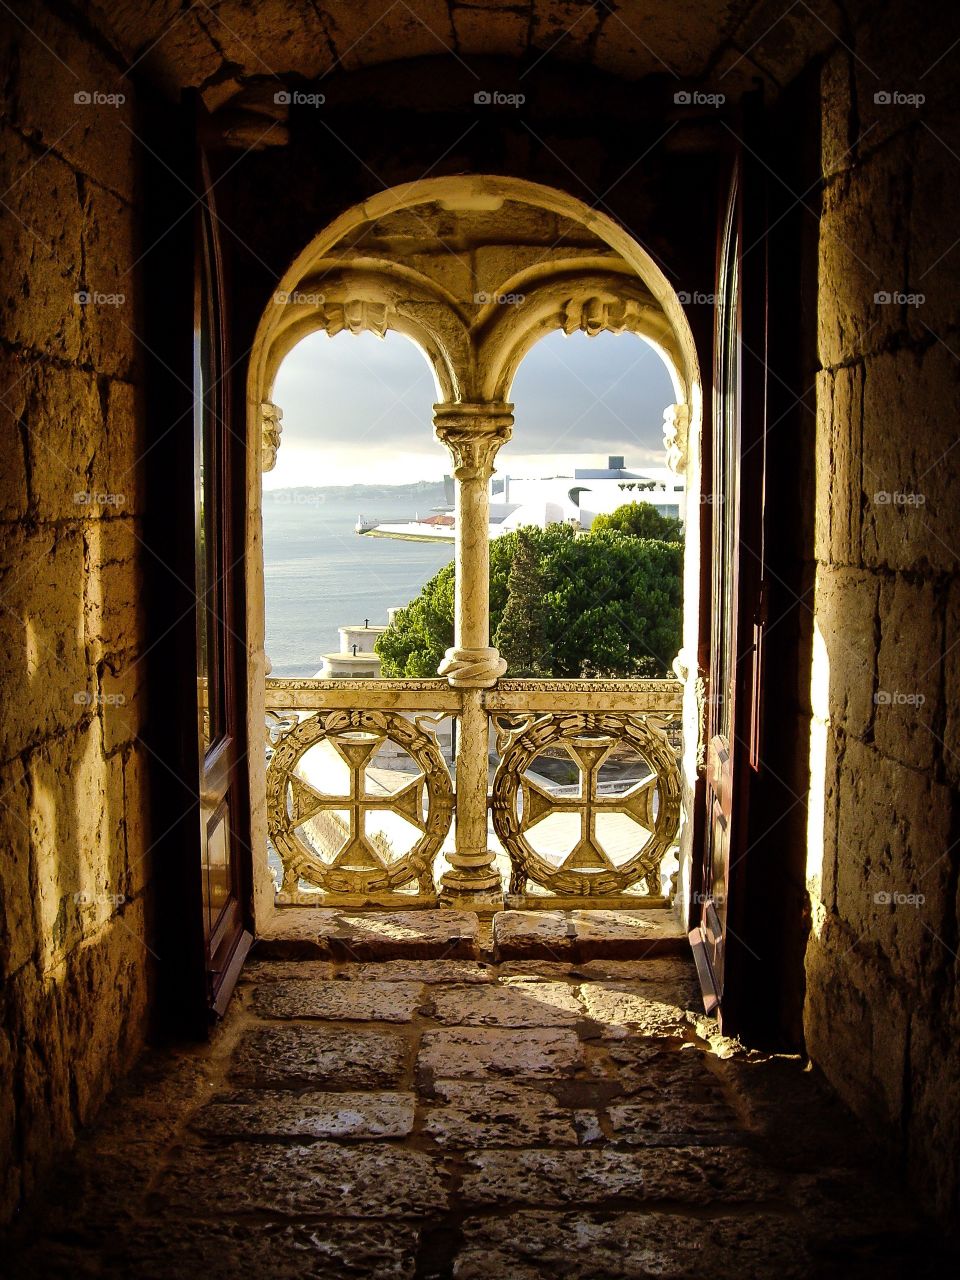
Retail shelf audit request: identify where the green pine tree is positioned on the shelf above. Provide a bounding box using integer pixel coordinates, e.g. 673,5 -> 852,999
492,528 -> 549,676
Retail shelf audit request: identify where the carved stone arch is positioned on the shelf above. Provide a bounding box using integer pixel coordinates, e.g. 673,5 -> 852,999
476,271 -> 685,406
244,175 -> 705,925
261,266 -> 469,405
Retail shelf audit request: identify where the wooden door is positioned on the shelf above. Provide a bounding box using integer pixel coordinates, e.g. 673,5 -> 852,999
193,148 -> 253,1014
690,145 -> 768,1025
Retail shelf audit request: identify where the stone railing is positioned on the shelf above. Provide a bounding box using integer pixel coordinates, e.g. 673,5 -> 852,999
264,676 -> 683,910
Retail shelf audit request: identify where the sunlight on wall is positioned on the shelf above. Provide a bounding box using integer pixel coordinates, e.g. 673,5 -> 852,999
806,618 -> 830,939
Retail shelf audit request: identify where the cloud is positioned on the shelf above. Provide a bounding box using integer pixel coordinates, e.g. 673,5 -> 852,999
267,327 -> 675,486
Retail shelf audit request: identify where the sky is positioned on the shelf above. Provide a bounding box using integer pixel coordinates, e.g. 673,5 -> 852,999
265,326 -> 676,488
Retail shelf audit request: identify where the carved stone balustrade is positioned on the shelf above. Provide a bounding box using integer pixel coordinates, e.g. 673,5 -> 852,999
264,676 -> 683,911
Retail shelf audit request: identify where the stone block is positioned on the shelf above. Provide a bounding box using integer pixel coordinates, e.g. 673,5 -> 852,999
431,979 -> 583,1026
493,909 -> 687,959
811,566 -> 878,738
239,959 -> 338,982
28,719 -> 128,969
229,1025 -> 409,1089
109,1219 -> 420,1280
453,8 -> 529,57
338,959 -> 497,983
0,757 -> 36,980
23,364 -> 103,522
83,517 -> 145,665
257,907 -> 480,958
461,1146 -> 647,1205
853,2 -> 960,153
121,742 -> 152,900
453,1210 -> 809,1279
0,350 -> 31,521
10,2 -> 138,202
592,5 -> 729,80
833,738 -> 953,987
820,51 -> 855,180
604,1039 -> 721,1097
577,982 -> 697,1038
460,1145 -> 777,1205
156,1142 -> 448,1218
418,1027 -> 583,1080
818,140 -> 910,369
0,127 -> 83,361
816,362 -> 864,567
804,913 -> 913,1127
196,0 -> 335,81
607,1098 -> 745,1146
875,576 -> 942,770
532,1 -> 601,62
251,978 -> 426,1021
190,1090 -> 416,1140
943,580 -> 960,787
421,1079 -> 580,1148
325,0 -> 455,71
78,183 -> 138,378
861,344 -> 960,571
99,378 -> 146,517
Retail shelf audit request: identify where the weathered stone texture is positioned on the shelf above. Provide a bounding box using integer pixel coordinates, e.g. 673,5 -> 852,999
230,1025 -> 410,1089
806,6 -> 960,1234
818,138 -> 911,369
431,979 -> 583,1025
422,1079 -> 580,1147
252,978 -> 427,1021
860,345 -> 960,573
0,6 -> 150,1227
419,1026 -> 584,1079
156,1142 -> 448,1218
190,1090 -> 416,1140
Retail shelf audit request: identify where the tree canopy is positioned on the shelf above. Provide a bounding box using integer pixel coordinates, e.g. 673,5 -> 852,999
376,510 -> 683,680
590,501 -> 684,543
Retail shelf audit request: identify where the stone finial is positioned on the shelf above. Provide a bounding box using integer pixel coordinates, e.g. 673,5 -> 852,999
663,402 -> 689,475
261,401 -> 283,472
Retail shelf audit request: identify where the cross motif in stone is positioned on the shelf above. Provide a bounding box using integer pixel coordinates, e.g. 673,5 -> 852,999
286,734 -> 426,870
521,735 -> 657,871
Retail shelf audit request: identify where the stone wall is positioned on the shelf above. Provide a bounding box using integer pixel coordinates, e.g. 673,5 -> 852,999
0,5 -> 152,1221
804,1 -> 960,1226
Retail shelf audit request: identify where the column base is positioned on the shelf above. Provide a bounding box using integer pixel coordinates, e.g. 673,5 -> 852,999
438,860 -> 504,913
437,885 -> 505,914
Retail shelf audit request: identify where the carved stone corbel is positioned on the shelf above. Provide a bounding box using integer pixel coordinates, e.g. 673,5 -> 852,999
663,402 -> 689,475
323,299 -> 390,338
261,401 -> 283,472
562,296 -> 646,337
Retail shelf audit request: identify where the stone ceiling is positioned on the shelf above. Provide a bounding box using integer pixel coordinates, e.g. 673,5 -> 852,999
76,1 -> 846,106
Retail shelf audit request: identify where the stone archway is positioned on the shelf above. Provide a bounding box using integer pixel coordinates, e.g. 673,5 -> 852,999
245,175 -> 703,924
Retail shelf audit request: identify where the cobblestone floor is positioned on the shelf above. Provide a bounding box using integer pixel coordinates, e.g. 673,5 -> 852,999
4,951 -> 957,1278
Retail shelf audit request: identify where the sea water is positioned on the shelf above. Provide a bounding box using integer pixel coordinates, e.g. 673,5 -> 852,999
263,489 -> 453,677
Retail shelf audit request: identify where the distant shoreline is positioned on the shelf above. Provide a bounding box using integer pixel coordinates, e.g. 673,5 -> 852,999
263,481 -> 447,500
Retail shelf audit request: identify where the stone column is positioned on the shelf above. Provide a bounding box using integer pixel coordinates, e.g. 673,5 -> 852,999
434,402 -> 513,908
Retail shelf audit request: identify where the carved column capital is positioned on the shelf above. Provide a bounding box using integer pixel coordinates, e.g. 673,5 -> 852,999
433,402 -> 514,480
261,401 -> 283,472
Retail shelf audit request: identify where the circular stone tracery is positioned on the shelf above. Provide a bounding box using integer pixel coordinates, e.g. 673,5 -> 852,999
491,712 -> 681,897
266,709 -> 454,896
